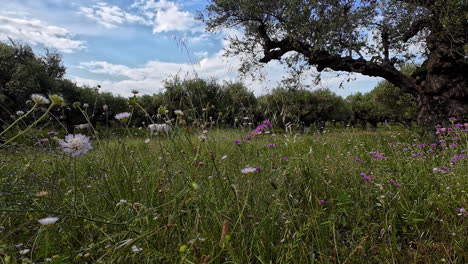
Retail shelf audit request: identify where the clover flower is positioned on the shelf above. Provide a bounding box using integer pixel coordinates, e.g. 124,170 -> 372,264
115,112 -> 131,121
31,94 -> 50,105
59,134 -> 93,157
38,217 -> 59,225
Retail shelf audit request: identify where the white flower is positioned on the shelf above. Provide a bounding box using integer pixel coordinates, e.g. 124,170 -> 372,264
174,110 -> 184,116
221,155 -> 228,160
31,94 -> 50,105
16,110 -> 24,115
38,217 -> 59,225
115,112 -> 131,121
83,103 -> 89,108
19,249 -> 30,254
49,94 -> 64,105
131,245 -> 143,252
59,134 -> 93,157
144,139 -> 150,144
241,167 -> 256,174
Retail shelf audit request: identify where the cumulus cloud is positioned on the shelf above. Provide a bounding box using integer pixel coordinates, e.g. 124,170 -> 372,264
131,0 -> 202,33
74,45 -> 381,98
0,14 -> 85,53
80,2 -> 149,29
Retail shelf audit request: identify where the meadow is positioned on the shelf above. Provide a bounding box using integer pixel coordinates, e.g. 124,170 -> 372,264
0,121 -> 467,263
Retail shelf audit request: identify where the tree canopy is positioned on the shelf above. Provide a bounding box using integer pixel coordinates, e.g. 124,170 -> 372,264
201,0 -> 467,126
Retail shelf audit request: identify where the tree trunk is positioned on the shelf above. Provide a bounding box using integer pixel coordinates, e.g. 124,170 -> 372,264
414,23 -> 468,128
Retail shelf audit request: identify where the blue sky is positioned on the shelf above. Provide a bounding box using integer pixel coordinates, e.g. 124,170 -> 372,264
0,0 -> 382,97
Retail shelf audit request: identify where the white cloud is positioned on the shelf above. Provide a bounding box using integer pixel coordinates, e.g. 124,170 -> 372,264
193,51 -> 208,58
0,14 -> 85,53
80,2 -> 149,29
132,0 -> 202,33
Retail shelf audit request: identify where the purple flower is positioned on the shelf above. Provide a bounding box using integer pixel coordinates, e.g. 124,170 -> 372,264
427,149 -> 435,153
319,200 -> 326,204
360,173 -> 371,181
354,157 -> 361,162
245,135 -> 251,141
450,154 -> 466,164
263,120 -> 272,128
282,156 -> 289,160
255,166 -> 262,171
47,131 -> 58,135
268,144 -> 275,148
34,138 -> 49,145
452,137 -> 459,141
411,152 -> 424,157
389,180 -> 401,187
234,140 -> 241,144
456,208 -> 466,217
430,144 -> 437,148
448,117 -> 457,122
455,123 -> 463,128
373,154 -> 387,160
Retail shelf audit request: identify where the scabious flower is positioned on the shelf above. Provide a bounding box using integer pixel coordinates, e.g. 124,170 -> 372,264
433,166 -> 449,173
174,110 -> 184,116
263,120 -> 272,128
115,112 -> 131,121
48,131 -> 58,135
255,166 -> 262,171
234,140 -> 241,144
268,144 -> 275,148
245,135 -> 251,141
354,157 -> 361,162
31,94 -> 50,105
59,134 -> 93,157
38,217 -> 59,225
319,200 -> 326,204
16,110 -> 24,115
241,167 -> 257,174
48,94 -> 64,105
282,156 -> 289,160
448,117 -> 457,122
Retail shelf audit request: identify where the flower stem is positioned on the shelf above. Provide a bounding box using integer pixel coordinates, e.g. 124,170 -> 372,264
0,104 -> 37,137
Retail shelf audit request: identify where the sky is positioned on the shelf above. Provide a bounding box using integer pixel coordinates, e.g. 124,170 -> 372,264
0,0 -> 383,98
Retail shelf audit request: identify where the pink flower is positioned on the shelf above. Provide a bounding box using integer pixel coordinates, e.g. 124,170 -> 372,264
282,156 -> 289,160
234,140 -> 241,144
319,200 -> 326,204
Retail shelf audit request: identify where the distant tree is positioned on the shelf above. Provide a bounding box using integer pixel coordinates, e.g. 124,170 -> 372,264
201,0 -> 467,127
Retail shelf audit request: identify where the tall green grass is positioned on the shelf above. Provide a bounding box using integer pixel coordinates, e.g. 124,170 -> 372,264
0,126 -> 467,263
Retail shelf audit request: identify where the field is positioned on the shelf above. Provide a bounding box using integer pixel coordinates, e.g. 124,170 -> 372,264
0,125 -> 467,263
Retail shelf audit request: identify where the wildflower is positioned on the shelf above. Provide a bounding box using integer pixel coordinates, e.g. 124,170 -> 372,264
115,112 -> 131,122
35,191 -> 49,197
282,156 -> 289,160
131,245 -> 143,252
360,173 -> 371,181
16,110 -> 24,115
116,199 -> 128,206
255,166 -> 262,171
83,103 -> 89,108
131,89 -> 139,95
199,134 -> 207,141
34,138 -> 49,145
221,155 -> 228,160
47,131 -> 58,135
58,134 -> 93,157
245,135 -> 251,141
48,94 -> 64,105
31,94 -> 50,105
38,217 -> 59,225
234,140 -> 241,144
427,149 -> 435,153
373,154 -> 387,160
452,137 -> 459,141
389,180 -> 401,187
450,154 -> 466,164
241,167 -> 257,174
144,139 -> 150,144
19,249 -> 30,254
263,120 -> 272,127
319,200 -> 326,204
433,166 -> 449,173
268,144 -> 275,148
448,117 -> 457,122
354,157 -> 361,162
456,208 -> 467,217
174,110 -> 184,116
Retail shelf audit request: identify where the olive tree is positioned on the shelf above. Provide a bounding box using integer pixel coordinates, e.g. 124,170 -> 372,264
200,0 -> 467,127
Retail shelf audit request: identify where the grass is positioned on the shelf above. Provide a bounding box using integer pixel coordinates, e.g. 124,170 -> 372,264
0,126 -> 467,263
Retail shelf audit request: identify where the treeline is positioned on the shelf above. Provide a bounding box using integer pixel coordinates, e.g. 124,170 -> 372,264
0,41 -> 417,133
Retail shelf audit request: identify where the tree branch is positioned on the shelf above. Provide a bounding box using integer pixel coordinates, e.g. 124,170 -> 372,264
255,23 -> 418,94
402,18 -> 431,41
